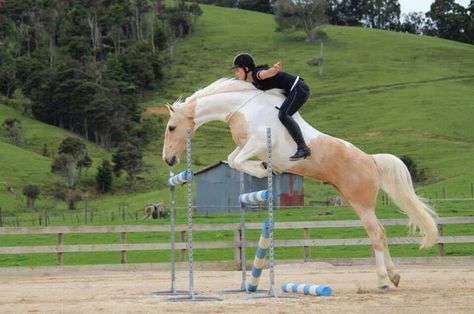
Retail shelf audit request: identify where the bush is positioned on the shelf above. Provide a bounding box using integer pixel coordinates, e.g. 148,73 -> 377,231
2,118 -> 23,146
53,187 -> 83,210
22,185 -> 40,209
400,155 -> 427,183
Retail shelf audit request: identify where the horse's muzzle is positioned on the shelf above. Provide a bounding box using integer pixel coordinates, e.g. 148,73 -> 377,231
165,156 -> 176,166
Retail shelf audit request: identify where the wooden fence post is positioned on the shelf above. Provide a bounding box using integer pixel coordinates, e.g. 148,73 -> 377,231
56,233 -> 63,266
437,224 -> 444,256
120,232 -> 127,264
303,228 -> 310,262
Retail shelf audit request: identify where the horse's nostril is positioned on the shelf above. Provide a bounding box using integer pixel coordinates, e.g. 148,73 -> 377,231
166,156 -> 176,166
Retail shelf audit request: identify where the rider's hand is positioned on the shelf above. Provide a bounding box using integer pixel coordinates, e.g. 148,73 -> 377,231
273,62 -> 281,72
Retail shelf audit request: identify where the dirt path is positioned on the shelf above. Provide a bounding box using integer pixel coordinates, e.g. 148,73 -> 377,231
0,262 -> 473,313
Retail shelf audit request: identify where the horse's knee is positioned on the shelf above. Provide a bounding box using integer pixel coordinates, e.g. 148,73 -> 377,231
227,157 -> 236,168
233,158 -> 245,169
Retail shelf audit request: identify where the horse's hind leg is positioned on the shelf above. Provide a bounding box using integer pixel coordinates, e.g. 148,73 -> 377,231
355,208 -> 391,290
370,218 -> 401,288
383,241 -> 400,287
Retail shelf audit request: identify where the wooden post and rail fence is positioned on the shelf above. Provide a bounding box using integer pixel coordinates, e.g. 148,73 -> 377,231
0,217 -> 473,267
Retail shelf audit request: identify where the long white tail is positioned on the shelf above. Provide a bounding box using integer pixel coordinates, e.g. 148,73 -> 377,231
373,153 -> 438,248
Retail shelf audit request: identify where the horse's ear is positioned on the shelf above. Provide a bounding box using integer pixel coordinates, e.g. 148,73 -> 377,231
166,104 -> 176,118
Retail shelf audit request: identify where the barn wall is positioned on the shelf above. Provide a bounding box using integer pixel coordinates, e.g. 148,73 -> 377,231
195,163 -> 303,215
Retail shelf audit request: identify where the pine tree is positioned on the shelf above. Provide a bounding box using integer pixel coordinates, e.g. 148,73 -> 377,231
96,160 -> 113,193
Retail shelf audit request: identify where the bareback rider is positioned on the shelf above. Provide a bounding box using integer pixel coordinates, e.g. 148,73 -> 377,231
231,52 -> 311,161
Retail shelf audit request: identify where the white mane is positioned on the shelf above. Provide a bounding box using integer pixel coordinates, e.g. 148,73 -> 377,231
171,78 -> 284,109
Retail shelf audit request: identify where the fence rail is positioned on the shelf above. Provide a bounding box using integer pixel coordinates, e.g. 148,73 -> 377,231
1,217 -> 473,266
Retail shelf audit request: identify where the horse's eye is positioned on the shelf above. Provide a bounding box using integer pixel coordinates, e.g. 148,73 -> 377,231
168,126 -> 176,132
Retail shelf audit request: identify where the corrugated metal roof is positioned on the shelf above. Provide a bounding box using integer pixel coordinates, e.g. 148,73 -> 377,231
194,160 -> 229,175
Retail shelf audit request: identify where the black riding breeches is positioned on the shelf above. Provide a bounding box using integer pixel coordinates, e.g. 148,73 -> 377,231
278,82 -> 310,123
277,81 -> 310,148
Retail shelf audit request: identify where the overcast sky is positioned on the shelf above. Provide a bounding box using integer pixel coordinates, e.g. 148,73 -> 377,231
398,0 -> 471,15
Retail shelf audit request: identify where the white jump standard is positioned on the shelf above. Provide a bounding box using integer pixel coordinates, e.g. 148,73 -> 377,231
162,128 -> 222,302
150,168 -> 188,296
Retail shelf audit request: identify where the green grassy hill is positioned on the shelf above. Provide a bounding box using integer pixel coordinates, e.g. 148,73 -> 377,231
148,5 -> 474,199
1,4 -> 474,219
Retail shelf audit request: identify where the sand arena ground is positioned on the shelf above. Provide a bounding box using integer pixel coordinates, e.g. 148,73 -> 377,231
0,260 -> 473,313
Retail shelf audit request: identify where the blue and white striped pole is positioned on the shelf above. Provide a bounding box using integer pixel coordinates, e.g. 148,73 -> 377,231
238,189 -> 269,204
246,219 -> 271,292
281,282 -> 332,297
167,170 -> 192,187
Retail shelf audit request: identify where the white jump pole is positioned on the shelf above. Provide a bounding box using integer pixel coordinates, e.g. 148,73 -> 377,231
165,128 -> 222,302
150,166 -> 188,296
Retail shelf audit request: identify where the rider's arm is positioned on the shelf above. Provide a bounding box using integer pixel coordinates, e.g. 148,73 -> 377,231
256,62 -> 281,80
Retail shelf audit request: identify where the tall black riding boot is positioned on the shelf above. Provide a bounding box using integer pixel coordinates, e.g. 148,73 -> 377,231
283,117 -> 311,161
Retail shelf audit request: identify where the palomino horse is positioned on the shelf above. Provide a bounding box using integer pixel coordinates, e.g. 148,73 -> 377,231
162,78 -> 438,291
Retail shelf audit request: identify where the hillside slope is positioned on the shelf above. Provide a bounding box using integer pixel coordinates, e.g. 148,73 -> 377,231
1,4 -> 473,215
149,5 -> 474,198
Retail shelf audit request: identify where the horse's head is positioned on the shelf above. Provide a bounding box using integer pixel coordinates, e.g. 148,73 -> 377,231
162,100 -> 196,166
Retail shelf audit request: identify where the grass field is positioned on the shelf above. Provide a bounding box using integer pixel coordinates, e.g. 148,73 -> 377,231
1,5 -> 473,266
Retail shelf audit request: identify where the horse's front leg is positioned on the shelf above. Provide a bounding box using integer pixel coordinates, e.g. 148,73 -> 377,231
231,137 -> 267,178
227,147 -> 241,169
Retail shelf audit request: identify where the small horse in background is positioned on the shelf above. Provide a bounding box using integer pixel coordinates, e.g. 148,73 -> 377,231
143,203 -> 167,220
162,78 -> 438,291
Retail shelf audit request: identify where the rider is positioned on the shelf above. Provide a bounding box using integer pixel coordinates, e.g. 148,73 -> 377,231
231,52 -> 311,161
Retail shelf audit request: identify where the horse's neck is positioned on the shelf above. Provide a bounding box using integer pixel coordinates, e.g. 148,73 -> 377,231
194,92 -> 253,129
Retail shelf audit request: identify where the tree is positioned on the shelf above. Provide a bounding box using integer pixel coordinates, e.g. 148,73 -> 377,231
400,12 -> 426,34
96,159 -> 113,193
112,142 -> 143,189
467,0 -> 474,43
327,0 -> 365,26
0,65 -> 16,98
129,115 -> 165,147
22,184 -> 40,210
364,0 -> 401,30
427,0 -> 471,42
2,118 -> 23,146
51,153 -> 78,188
58,137 -> 92,180
274,0 -> 329,42
239,0 -> 273,13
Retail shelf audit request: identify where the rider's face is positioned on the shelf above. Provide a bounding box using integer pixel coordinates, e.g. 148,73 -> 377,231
234,66 -> 247,81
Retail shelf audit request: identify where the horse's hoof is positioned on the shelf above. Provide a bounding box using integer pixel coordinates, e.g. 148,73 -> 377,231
390,274 -> 400,287
377,284 -> 389,293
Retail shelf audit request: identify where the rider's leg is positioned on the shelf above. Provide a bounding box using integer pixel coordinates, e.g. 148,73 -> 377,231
278,83 -> 311,161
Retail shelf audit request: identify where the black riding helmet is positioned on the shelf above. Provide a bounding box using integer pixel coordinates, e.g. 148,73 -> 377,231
231,53 -> 256,70
231,53 -> 256,81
